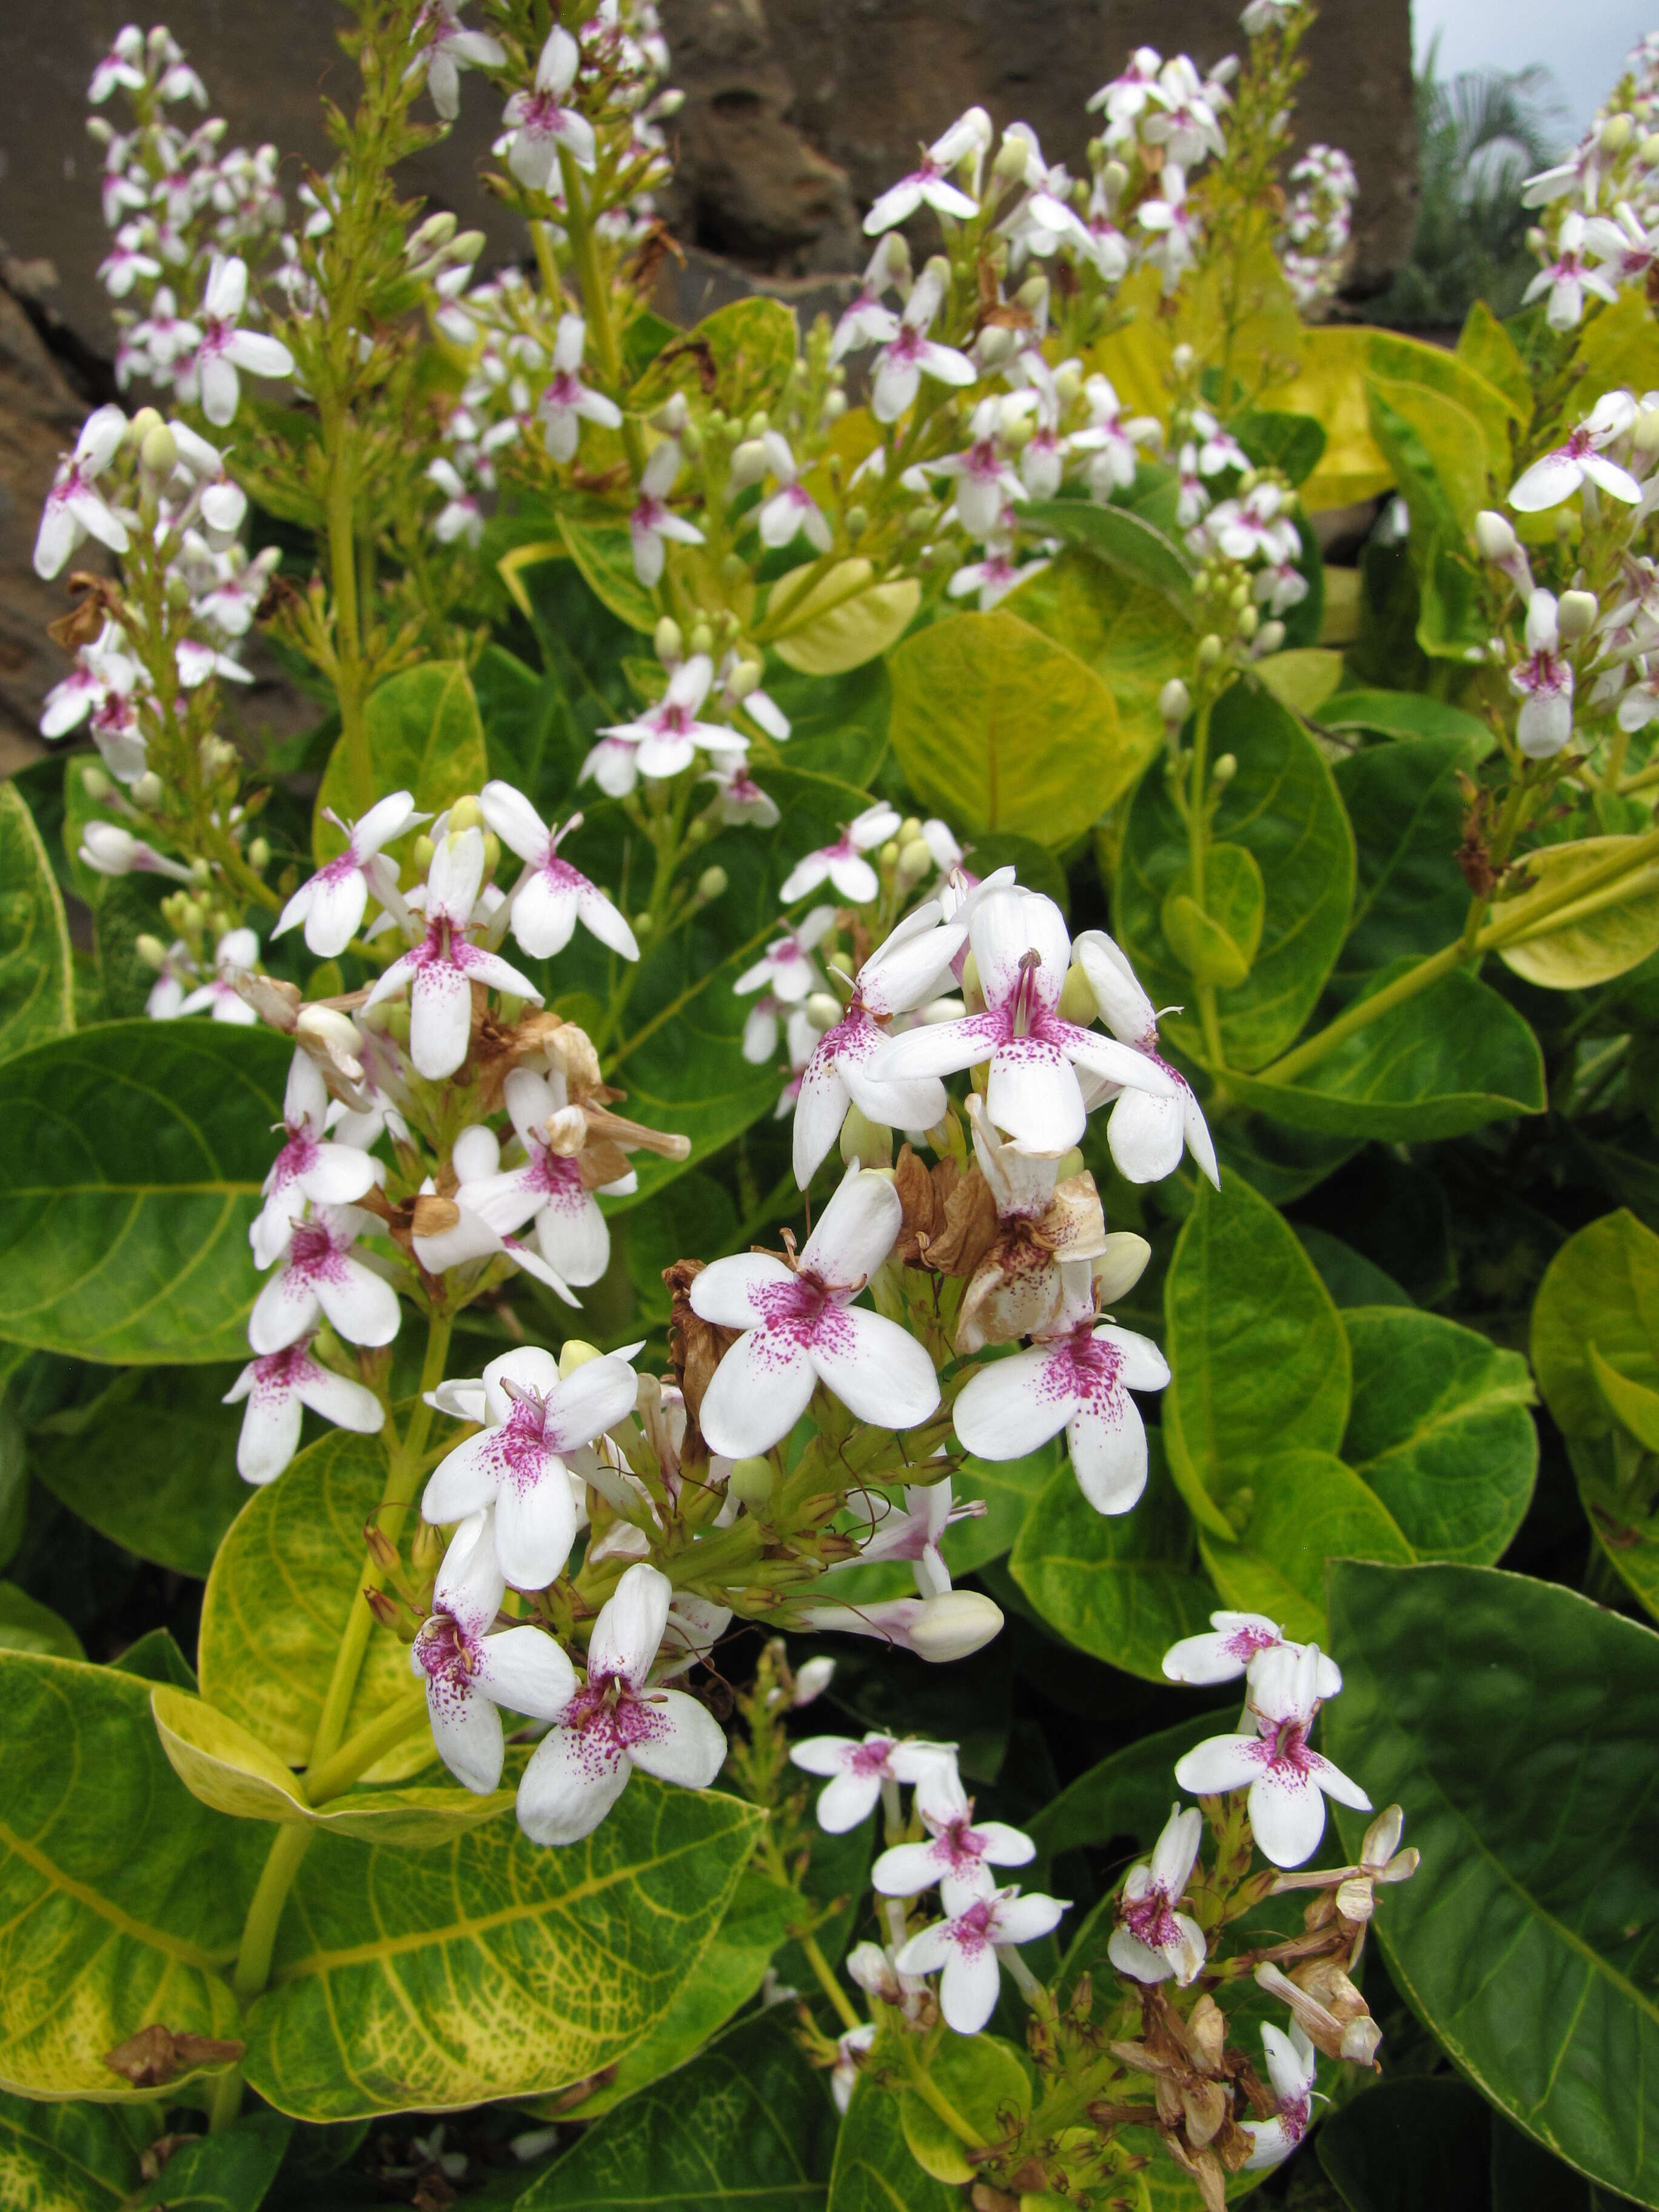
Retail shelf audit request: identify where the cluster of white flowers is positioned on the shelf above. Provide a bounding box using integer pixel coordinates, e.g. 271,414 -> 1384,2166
1473,388 -> 1659,756
1278,143 -> 1357,314
1521,36 -> 1659,330
1177,416 -> 1309,625
798,1598 -> 1410,2147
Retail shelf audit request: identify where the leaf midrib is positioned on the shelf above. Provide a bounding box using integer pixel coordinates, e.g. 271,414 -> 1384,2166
0,1816 -> 236,1971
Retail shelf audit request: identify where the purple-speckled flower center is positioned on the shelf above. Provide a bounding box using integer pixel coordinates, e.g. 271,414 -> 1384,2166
271,1125 -> 319,1189
544,370 -> 583,410
845,1738 -> 896,1778
1258,1717 -> 1316,1783
565,1673 -> 669,1756
950,1898 -> 996,1955
752,1270 -> 852,1350
1053,1324 -> 1121,1407
491,1390 -> 559,1493
1281,2094 -> 1311,2145
251,1341 -> 313,1395
526,1143 -> 585,1201
520,89 -> 572,137
934,1816 -> 987,1872
289,1221 -> 346,1280
415,1610 -> 480,1703
1224,1624 -> 1281,1666
1123,1882 -> 1181,1950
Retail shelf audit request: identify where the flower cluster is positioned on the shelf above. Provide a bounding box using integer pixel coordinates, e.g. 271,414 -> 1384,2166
1278,142 -> 1357,313
1521,36 -> 1659,330
786,1598 -> 1412,2197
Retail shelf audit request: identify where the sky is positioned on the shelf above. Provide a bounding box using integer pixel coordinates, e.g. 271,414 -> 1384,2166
1413,0 -> 1653,142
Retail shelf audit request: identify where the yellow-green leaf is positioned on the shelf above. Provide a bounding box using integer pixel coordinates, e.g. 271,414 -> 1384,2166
314,663 -> 490,865
0,2091 -> 142,2208
1199,1448 -> 1414,1643
1589,1341 -> 1659,1456
243,1780 -> 765,2119
1276,326 -> 1394,511
1495,837 -> 1659,990
768,559 -> 919,675
628,296 -> 799,420
1253,646 -> 1345,714
0,781 -> 73,1064
1530,1210 -> 1659,1438
886,609 -> 1130,848
197,1426 -> 433,1785
1159,842 -> 1265,987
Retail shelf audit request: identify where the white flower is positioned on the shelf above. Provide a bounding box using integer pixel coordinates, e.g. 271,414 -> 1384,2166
1509,392 -> 1642,511
788,902 -> 967,1187
516,1562 -> 728,1845
954,1259 -> 1169,1514
537,313 -> 622,461
192,546 -> 281,640
1522,213 -> 1619,332
39,627 -> 141,741
928,398 -> 1028,540
177,926 -> 261,1024
480,782 -> 639,959
757,431 -> 833,552
222,1334 -> 384,1485
1240,2023 -> 1317,2170
1510,589 -> 1575,759
586,653 -> 731,794
252,1049 -> 380,1268
894,1879 -> 1069,2034
274,790 -> 421,959
500,26 -> 596,188
33,405 -> 130,578
689,1165 -> 940,1455
627,437 -> 705,586
98,223 -> 161,298
412,1513 -> 577,1793
423,1344 -> 640,1590
779,802 -> 900,906
1087,46 -> 1163,127
409,1124 -> 579,1304
736,905 -> 836,1006
830,237 -> 904,364
837,1473 -> 984,1597
830,2025 -> 876,2114
871,264 -> 977,424
1241,0 -> 1302,32
871,1760 -> 1034,1897
1173,1641 -> 1371,1868
249,1204 -> 403,1355
1162,1610 -> 1343,1695
183,255 -> 295,427
411,0 -> 507,121
169,420 -> 244,533
788,1731 -> 958,1832
1137,187 -> 1202,292
1074,929 -> 1219,1186
704,756 -> 781,828
463,1066 -> 632,1287
363,826 -> 543,1079
796,1589 -> 1005,1661
874,887 -> 1178,1155
89,25 -> 146,104
1584,201 -> 1658,287
948,544 -> 1049,611
863,108 -> 989,233
1106,1804 -> 1207,1985
427,457 -> 483,544
79,820 -> 193,883
1144,56 -> 1227,168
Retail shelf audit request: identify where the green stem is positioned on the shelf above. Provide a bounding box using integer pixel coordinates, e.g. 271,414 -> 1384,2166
1248,937 -> 1467,1087
557,149 -> 646,480
897,2031 -> 982,2148
306,1692 -> 429,1804
801,1932 -> 863,2036
1184,694 -> 1226,1067
231,1825 -> 313,2004
324,406 -> 371,817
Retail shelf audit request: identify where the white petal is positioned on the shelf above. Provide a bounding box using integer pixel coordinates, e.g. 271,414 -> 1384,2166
939,1945 -> 1002,2034
548,1353 -> 640,1449
589,1560 -> 671,1686
1174,1733 -> 1266,1797
494,1467 -> 578,1590
235,1379 -> 304,1484
698,1326 -> 818,1457
791,1048 -> 850,1188
248,1268 -> 320,1355
626,1688 -> 728,1787
1248,1771 -> 1329,1867
509,870 -> 578,957
799,1164 -> 903,1285
315,1256 -> 403,1347
1107,1088 -> 1185,1182
429,1682 -> 506,1794
971,887 -> 1070,1008
423,1442 -> 500,1529
410,962 -> 475,1078
954,1345 -> 1076,1460
987,1039 -> 1085,1152
299,1142 -> 380,1207
810,1306 -> 940,1431
517,1724 -> 632,1844
293,1364 -> 386,1436
535,1186 -> 611,1287
991,1891 -> 1068,1943
689,1252 -> 796,1327
434,1508 -> 508,1632
478,780 -> 548,862
304,866 -> 369,957
1108,1926 -> 1175,1983
1067,1393 -> 1148,1514
475,1623 -> 577,1720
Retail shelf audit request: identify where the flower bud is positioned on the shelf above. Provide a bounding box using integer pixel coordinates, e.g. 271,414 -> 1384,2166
1054,364 -> 1082,407
411,1517 -> 446,1570
247,835 -> 270,873
697,864 -> 728,902
688,621 -> 714,657
190,856 -> 212,885
922,255 -> 951,294
125,404 -> 163,451
450,229 -> 486,264
135,933 -> 169,971
1636,408 -> 1659,457
1057,961 -> 1098,1025
651,393 -> 688,435
793,1654 -> 835,1705
406,210 -> 457,258
839,1103 -> 893,1170
1643,132 -> 1659,165
1475,509 -> 1518,562
897,837 -> 933,886
1171,343 -> 1195,376
295,1004 -> 365,1081
448,794 -> 483,833
558,1339 -> 603,1376
975,324 -> 1018,367
680,420 -> 703,461
1159,677 -> 1191,724
823,389 -> 847,423
728,1455 -> 777,1506
1212,751 -> 1238,785
726,658 -> 762,699
1237,604 -> 1259,640
412,834 -> 435,873
993,133 -> 1031,185
1526,225 -> 1547,256
745,410 -> 770,441
481,830 -> 501,880
1256,620 -> 1285,654
1014,274 -> 1048,316
908,1590 -> 1004,1662
81,764 -> 115,802
140,421 -> 178,480
1197,634 -> 1223,669
1557,589 -> 1598,641
1601,113 -> 1634,153
131,769 -> 163,810
805,990 -> 842,1031
654,615 -> 683,665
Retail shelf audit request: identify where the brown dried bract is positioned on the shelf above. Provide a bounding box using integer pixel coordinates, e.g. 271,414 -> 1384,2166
47,571 -> 124,651
663,1258 -> 738,1457
917,1162 -> 999,1279
472,1010 -> 605,1114
892,1142 -> 962,1264
103,2023 -> 244,2088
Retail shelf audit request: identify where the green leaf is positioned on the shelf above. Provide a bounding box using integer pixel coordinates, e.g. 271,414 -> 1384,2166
0,1582 -> 84,1660
885,609 -> 1133,849
1008,548 -> 1191,811
1333,733 -> 1482,976
1370,328 -> 1520,456
628,297 -> 799,421
1296,1227 -> 1412,1310
1252,645 -> 1345,715
1114,679 -> 1355,1071
1492,2106 -> 1635,2210
1341,1307 -> 1538,1563
1236,406 -> 1328,486
243,1781 -> 765,2120
1456,301 -> 1532,418
520,2014 -> 833,2210
1324,1560 -> 1659,2207
1019,497 -> 1195,607
1497,837 -> 1659,990
828,2076 -> 957,2212
132,2110 -> 292,2211
1159,842 -> 1265,987
1318,2077 -> 1494,2212
198,1424 -> 434,1783
0,1393 -> 24,1572
1366,372 -> 1492,537
760,662 -> 890,787
542,1868 -> 797,2121
1008,1434 -> 1214,1681
900,2034 -> 1029,2182
0,781 -> 73,1064
112,1627 -> 199,1689
1317,688 -> 1493,751
1199,1447 -> 1413,1641
314,663 -> 491,865
1163,1175 -> 1350,1523
30,1365 -> 249,1577
1568,1433 -> 1659,1627
150,1684 -> 515,1845
1589,1344 -> 1659,1453
768,560 -> 919,676
1223,968 -> 1547,1141
0,2090 -> 142,2208
553,515 -> 661,634
1027,1712 -> 1222,1871
945,1439 -> 1060,1577
0,1021 -> 290,1364
0,1652 -> 259,2100
1530,1210 -> 1659,1438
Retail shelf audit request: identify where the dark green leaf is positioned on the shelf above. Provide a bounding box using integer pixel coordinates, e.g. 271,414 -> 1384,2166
1333,734 -> 1482,976
1200,1447 -> 1413,1639
1296,1228 -> 1412,1309
557,515 -> 660,634
1236,407 -> 1327,486
132,2110 -> 292,2211
0,2089 -> 143,2208
0,1582 -> 84,1659
1115,680 -> 1355,1072
110,1627 -> 199,1689
1531,1210 -> 1659,1439
1491,2106 -> 1640,2209
1341,1307 -> 1538,1563
828,2076 -> 957,2212
0,780 -> 73,1063
761,661 -> 890,788
1019,498 -> 1195,606
0,1022 -> 290,1364
1324,1560 -> 1659,2207
314,663 -> 489,864
1317,689 -> 1492,751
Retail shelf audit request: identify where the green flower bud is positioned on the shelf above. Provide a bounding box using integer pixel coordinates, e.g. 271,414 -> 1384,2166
558,1339 -> 603,1376
135,933 -> 169,971
81,764 -> 114,802
247,835 -> 270,873
688,621 -> 714,657
1237,604 -> 1259,640
1557,589 -> 1598,641
805,990 -> 842,1031
131,769 -> 163,810
697,864 -> 729,902
448,794 -> 484,833
845,503 -> 868,538
823,389 -> 848,423
1601,113 -> 1634,153
839,1103 -> 893,1170
1197,634 -> 1224,668
878,839 -> 900,870
1159,677 -> 1191,724
897,837 -> 933,886
728,1455 -> 777,1507
412,833 -> 435,873
140,422 -> 178,480
745,410 -> 770,441
655,615 -> 684,665
124,405 -> 163,451
1213,751 -> 1238,785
